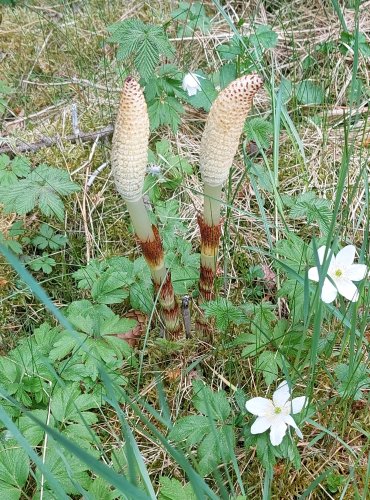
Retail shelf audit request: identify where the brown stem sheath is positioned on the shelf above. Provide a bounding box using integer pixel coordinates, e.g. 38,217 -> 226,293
139,225 -> 182,339
196,215 -> 222,336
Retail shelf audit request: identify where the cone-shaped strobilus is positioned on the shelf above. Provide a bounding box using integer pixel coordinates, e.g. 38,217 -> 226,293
197,74 -> 263,334
111,77 -> 182,339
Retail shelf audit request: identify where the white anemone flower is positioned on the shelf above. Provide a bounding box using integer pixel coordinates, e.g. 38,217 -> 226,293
245,380 -> 307,446
308,245 -> 367,304
182,72 -> 203,96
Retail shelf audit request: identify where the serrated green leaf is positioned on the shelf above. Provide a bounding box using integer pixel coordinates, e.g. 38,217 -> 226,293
50,384 -> 99,425
91,271 -> 129,304
202,298 -> 246,332
0,164 -> 79,220
250,25 -> 278,49
159,476 -> 197,500
192,381 -> 231,421
108,19 -> 174,81
87,477 -> 118,500
0,445 -> 29,498
18,410 -> 52,446
244,117 -> 273,149
73,259 -> 108,290
198,425 -> 234,475
35,442 -> 91,495
9,156 -> 30,178
256,351 -> 280,385
28,254 -> 56,274
169,415 -> 211,446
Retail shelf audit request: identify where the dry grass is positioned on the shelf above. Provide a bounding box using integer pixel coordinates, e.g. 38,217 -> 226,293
0,0 -> 369,498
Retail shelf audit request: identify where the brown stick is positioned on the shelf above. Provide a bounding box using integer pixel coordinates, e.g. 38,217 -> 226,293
0,125 -> 114,155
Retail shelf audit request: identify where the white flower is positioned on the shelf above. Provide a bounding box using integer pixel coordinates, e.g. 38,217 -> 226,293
245,380 -> 307,446
308,245 -> 367,303
182,72 -> 203,96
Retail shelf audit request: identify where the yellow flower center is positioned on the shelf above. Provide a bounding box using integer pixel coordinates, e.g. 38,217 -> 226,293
334,269 -> 343,278
274,407 -> 282,414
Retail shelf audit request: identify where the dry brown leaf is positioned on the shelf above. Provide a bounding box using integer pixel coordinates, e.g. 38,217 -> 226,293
115,310 -> 147,347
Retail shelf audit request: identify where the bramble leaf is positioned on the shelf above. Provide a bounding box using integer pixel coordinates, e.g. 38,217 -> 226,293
108,19 -> 174,81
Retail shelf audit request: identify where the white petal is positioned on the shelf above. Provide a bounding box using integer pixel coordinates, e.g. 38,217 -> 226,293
187,87 -> 198,96
284,415 -> 303,439
317,246 -> 327,264
273,381 -> 291,407
245,397 -> 274,416
182,73 -> 202,96
269,421 -> 287,446
317,245 -> 336,265
321,278 -> 338,303
250,416 -> 272,434
345,264 -> 367,281
291,396 -> 307,414
335,278 -> 359,302
308,266 -> 319,282
336,245 -> 356,267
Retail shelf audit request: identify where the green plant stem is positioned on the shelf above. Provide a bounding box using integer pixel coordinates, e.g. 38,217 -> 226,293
203,184 -> 223,226
125,198 -> 155,242
126,198 -> 181,338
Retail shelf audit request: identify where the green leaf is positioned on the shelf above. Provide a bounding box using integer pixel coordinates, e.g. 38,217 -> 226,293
0,164 -> 79,221
256,434 -> 275,472
192,380 -> 231,421
335,363 -> 370,401
169,415 -> 211,446
9,156 -> 30,177
251,304 -> 276,336
256,351 -> 280,385
91,270 -> 129,304
0,233 -> 23,255
32,223 -> 68,250
0,155 -> 30,186
73,259 -> 108,289
0,444 -> 29,499
35,442 -> 91,495
197,431 -> 218,474
147,94 -> 185,132
250,25 -> 278,49
18,410 -> 52,446
244,117 -> 273,149
279,77 -> 292,103
62,424 -> 101,455
108,19 -> 174,81
87,477 -> 118,500
199,425 -> 234,475
50,384 -> 99,425
219,63 -> 237,88
202,298 -> 246,332
171,2 -> 212,37
274,234 -> 311,274
248,163 -> 274,192
159,476 -> 196,500
185,71 -> 217,112
296,80 -> 324,105
28,254 -> 56,274
216,37 -> 242,61
288,192 -> 332,236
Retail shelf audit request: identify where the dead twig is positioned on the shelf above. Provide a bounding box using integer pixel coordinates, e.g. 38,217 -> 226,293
0,125 -> 114,155
22,77 -> 122,93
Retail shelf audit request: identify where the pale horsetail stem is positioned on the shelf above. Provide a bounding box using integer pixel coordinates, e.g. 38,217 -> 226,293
197,74 -> 263,332
111,76 -> 182,339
